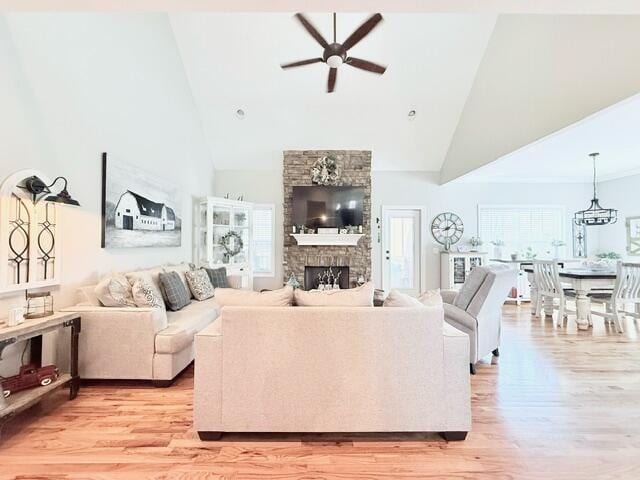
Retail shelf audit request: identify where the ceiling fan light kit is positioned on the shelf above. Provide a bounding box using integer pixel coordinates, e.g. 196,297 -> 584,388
281,12 -> 387,93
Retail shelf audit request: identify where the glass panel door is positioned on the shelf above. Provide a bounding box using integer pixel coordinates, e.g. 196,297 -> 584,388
382,208 -> 422,295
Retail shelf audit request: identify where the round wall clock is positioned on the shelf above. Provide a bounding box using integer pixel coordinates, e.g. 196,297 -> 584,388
431,212 -> 464,250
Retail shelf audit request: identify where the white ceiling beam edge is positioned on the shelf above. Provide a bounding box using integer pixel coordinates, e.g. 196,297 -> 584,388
2,0 -> 640,13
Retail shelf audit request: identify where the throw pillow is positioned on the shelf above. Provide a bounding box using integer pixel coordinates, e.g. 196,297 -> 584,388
159,271 -> 191,311
294,281 -> 374,307
204,266 -> 229,289
418,289 -> 444,307
383,289 -> 423,307
214,285 -> 294,307
94,274 -> 136,307
126,267 -> 166,309
131,279 -> 165,309
185,268 -> 215,300
164,263 -> 195,298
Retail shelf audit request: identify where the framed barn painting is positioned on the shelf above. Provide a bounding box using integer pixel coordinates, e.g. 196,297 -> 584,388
101,152 -> 182,248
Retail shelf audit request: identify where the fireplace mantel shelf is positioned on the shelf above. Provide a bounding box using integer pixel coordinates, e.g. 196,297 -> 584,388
290,233 -> 364,246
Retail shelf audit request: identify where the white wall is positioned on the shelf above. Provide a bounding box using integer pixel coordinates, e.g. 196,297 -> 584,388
596,173 -> 640,258
213,168 -> 597,291
0,14 -> 214,375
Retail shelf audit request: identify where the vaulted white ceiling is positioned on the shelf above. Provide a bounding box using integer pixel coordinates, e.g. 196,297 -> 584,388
456,93 -> 640,183
170,13 -> 497,171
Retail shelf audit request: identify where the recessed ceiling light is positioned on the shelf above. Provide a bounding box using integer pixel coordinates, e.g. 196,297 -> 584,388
236,108 -> 245,118
408,110 -> 416,119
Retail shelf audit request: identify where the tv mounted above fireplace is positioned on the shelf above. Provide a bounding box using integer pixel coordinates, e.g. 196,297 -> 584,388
292,186 -> 364,230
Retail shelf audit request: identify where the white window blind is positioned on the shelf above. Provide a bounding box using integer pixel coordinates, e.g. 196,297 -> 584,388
478,205 -> 566,258
252,205 -> 275,276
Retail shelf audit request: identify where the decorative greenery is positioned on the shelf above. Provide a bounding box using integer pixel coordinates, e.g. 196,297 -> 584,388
490,240 -> 505,246
218,230 -> 243,257
596,251 -> 622,260
311,155 -> 340,185
524,246 -> 537,259
469,236 -> 483,248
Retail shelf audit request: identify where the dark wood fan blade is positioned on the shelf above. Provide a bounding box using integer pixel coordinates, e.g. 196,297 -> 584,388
281,58 -> 323,69
346,57 -> 386,74
295,13 -> 329,49
341,13 -> 383,51
327,67 -> 337,93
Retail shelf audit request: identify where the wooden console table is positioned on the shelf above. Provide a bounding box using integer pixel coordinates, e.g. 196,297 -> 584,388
0,312 -> 81,431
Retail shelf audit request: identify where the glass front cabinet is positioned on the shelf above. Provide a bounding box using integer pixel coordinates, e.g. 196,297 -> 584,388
194,197 -> 253,290
440,251 -> 488,290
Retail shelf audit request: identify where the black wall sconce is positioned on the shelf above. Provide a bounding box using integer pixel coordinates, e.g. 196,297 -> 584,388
20,175 -> 81,206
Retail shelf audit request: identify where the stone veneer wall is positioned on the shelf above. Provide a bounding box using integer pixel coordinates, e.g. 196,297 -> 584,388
283,150 -> 372,289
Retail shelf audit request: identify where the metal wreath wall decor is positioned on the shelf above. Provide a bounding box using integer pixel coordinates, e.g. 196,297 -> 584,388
218,230 -> 243,257
311,156 -> 340,185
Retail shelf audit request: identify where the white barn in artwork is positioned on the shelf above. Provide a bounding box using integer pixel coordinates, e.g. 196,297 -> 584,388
114,190 -> 176,231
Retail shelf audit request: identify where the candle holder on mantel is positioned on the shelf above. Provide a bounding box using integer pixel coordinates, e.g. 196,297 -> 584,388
24,291 -> 54,319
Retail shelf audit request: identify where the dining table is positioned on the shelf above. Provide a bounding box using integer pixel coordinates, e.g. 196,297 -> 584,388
523,266 -> 616,330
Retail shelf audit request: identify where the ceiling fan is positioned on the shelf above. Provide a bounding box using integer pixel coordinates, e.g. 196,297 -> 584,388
281,12 -> 386,93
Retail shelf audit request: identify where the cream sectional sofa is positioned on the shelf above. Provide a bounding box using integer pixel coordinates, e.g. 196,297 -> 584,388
65,270 -> 220,386
194,305 -> 471,440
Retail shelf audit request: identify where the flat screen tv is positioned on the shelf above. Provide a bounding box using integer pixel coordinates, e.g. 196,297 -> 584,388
292,186 -> 364,230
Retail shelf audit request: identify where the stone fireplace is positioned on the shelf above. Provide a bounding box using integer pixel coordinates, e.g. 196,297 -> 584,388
283,150 -> 372,290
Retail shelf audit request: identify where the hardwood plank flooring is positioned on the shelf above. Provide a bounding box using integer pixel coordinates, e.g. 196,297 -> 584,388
1,305 -> 639,479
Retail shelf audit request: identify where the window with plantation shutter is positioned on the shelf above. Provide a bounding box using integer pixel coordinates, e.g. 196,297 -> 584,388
252,205 -> 275,276
478,205 -> 566,258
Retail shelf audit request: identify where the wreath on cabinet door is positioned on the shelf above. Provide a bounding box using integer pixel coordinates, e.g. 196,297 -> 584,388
219,230 -> 243,257
311,156 -> 340,186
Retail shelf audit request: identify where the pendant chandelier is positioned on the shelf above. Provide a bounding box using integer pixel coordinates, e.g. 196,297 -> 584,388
573,152 -> 617,226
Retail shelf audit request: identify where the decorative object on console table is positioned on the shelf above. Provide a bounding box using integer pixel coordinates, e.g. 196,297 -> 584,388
573,222 -> 587,258
24,291 -> 54,319
101,152 -> 182,249
1,364 -> 59,399
626,216 -> 640,256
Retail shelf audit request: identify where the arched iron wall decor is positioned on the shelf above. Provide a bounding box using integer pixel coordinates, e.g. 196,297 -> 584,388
0,170 -> 67,294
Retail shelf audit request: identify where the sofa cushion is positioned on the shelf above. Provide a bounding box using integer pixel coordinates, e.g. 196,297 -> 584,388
156,298 -> 220,354
94,274 -> 136,307
164,263 -> 195,298
185,269 -> 215,301
132,279 -> 165,310
204,266 -> 229,289
215,285 -> 294,307
383,290 -> 423,307
294,282 -> 374,307
159,271 -> 191,311
453,268 -> 488,312
126,267 -> 166,308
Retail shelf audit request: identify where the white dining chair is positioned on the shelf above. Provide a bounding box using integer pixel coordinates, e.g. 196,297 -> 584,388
532,260 -> 575,327
589,262 -> 640,334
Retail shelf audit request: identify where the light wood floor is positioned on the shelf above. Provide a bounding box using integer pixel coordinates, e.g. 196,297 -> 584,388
1,305 -> 640,479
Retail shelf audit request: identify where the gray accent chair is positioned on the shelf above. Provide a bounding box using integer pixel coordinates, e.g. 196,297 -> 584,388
442,264 -> 517,374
